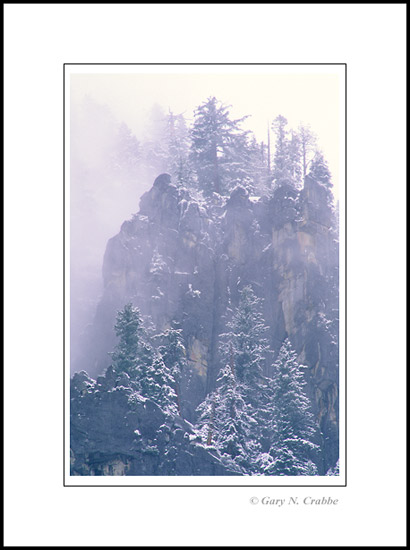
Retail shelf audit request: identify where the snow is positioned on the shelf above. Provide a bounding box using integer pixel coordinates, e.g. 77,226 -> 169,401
187,283 -> 201,298
249,195 -> 261,203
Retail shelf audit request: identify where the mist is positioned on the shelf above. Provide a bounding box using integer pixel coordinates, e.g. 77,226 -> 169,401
69,69 -> 343,374
70,97 -> 157,370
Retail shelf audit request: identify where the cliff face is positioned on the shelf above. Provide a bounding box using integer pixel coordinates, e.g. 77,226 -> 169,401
70,370 -> 238,476
76,173 -> 339,471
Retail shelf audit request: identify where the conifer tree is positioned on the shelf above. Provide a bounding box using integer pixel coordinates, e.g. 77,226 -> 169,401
111,303 -> 144,377
110,303 -> 178,415
194,362 -> 260,473
221,285 -> 274,449
110,122 -> 141,184
309,150 -> 332,188
222,285 -> 269,400
297,123 -> 317,179
194,285 -> 273,472
195,390 -> 217,446
142,103 -> 169,177
266,339 -> 320,475
272,116 -> 309,189
137,355 -> 179,416
288,130 -> 302,187
166,111 -> 192,186
270,116 -> 301,229
245,135 -> 271,195
190,96 -> 251,195
299,150 -> 336,230
326,458 -> 340,476
157,326 -> 189,415
214,364 -> 260,470
272,115 -> 291,187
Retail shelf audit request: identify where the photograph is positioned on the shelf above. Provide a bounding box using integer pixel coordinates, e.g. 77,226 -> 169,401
66,64 -> 345,484
5,4 -> 406,547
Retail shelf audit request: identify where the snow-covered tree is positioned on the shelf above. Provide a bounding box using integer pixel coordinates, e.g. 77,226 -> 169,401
309,150 -> 332,189
288,130 -> 302,187
221,286 -> 274,448
110,303 -> 144,377
221,285 -> 269,396
190,96 -> 253,196
326,459 -> 340,476
299,150 -> 336,230
110,303 -> 178,415
241,135 -> 272,196
142,103 -> 169,177
195,390 -> 217,446
272,115 -> 291,187
194,285 -> 273,472
141,106 -> 193,187
215,363 -> 260,471
195,361 -> 260,473
270,116 -> 301,229
110,122 -> 141,181
272,116 -> 312,190
137,355 -> 179,416
167,111 -> 192,186
298,123 -> 317,179
265,339 -> 320,475
157,326 -> 190,414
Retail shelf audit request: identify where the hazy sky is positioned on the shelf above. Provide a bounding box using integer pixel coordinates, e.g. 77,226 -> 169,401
70,66 -> 343,198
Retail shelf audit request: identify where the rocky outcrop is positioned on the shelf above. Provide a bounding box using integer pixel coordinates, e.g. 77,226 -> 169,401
75,173 -> 339,471
70,370 -> 238,476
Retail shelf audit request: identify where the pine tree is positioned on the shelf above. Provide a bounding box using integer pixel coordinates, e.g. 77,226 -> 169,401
166,111 -> 192,186
288,130 -> 302,187
326,458 -> 340,476
222,285 -> 269,400
221,285 -> 275,453
299,150 -> 336,230
309,150 -> 332,188
213,364 -> 260,471
244,135 -> 271,196
157,326 -> 189,415
111,122 -> 141,180
137,355 -> 179,416
272,115 -> 291,187
190,96 -> 251,196
111,303 -> 144,377
266,339 -> 320,475
194,362 -> 260,473
110,303 -> 178,415
142,103 -> 169,178
194,285 -> 273,473
272,116 -> 308,189
195,390 -> 217,446
270,116 -> 300,228
298,123 -> 317,179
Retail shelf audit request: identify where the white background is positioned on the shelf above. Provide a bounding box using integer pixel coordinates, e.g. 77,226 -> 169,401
4,4 -> 406,547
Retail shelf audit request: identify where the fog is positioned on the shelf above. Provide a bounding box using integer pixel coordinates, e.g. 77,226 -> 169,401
70,97 -> 159,370
71,71 -> 341,194
69,69 -> 343,373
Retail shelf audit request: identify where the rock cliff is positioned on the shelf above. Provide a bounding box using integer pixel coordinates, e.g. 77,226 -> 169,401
74,173 -> 339,472
70,370 -> 238,476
